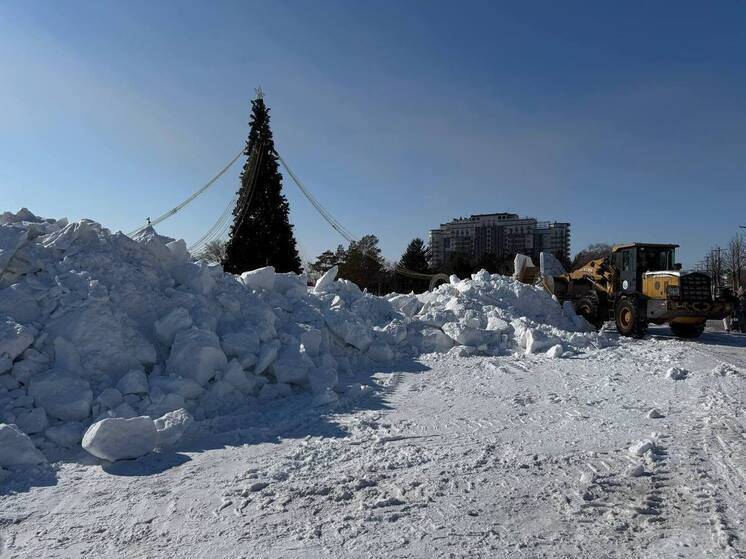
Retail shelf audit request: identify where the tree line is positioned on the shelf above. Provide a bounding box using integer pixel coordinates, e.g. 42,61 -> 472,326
698,233 -> 745,291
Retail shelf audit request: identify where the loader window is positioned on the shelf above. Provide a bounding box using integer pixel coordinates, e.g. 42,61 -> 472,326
640,248 -> 675,272
622,250 -> 631,272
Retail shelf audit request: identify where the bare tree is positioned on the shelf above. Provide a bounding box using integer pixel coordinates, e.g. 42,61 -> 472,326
726,234 -> 745,290
200,240 -> 227,264
706,246 -> 725,289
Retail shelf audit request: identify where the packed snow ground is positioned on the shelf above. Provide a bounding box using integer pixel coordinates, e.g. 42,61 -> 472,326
1,210 -> 744,557
1,328 -> 744,558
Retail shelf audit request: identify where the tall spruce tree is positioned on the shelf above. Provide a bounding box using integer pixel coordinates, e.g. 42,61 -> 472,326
223,93 -> 302,274
399,238 -> 430,273
396,238 -> 431,293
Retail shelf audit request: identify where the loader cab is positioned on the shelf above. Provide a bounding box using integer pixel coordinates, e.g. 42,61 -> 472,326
610,243 -> 678,294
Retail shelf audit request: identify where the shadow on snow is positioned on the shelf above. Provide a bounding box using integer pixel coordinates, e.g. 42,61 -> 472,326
14,358 -> 433,485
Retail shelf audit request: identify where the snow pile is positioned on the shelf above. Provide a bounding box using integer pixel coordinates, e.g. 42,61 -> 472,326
0,209 -> 603,463
394,270 -> 600,356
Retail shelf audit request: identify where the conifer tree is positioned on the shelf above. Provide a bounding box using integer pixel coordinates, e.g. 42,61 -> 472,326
308,249 -> 343,277
399,238 -> 430,273
396,238 -> 431,293
223,92 -> 302,274
338,235 -> 386,292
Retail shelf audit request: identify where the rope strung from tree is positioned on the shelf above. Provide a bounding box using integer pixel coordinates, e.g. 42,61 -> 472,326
187,193 -> 238,253
127,147 -> 245,238
394,264 -> 435,280
277,150 -> 435,281
276,152 -> 357,243
189,141 -> 266,255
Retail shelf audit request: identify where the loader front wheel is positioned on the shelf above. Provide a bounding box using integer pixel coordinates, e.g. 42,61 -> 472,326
615,298 -> 648,338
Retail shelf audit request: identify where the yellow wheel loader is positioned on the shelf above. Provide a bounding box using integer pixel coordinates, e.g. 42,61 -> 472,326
527,244 -> 733,339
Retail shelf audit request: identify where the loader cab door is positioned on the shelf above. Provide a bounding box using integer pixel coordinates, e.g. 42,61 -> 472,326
613,248 -> 637,293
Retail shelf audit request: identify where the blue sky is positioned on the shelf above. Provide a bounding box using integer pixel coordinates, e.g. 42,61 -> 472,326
1,1 -> 744,267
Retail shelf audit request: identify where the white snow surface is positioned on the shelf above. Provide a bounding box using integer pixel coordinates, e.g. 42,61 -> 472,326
3,209 -> 744,556
1,326 -> 744,558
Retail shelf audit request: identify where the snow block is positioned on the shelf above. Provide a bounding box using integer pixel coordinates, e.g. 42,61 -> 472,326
0,284 -> 40,323
255,340 -> 280,375
221,329 -> 260,359
116,369 -> 149,395
419,327 -> 455,353
240,266 -> 275,291
171,263 -> 215,295
97,387 -> 123,409
0,423 -> 47,466
148,375 -> 203,400
299,327 -> 322,357
28,371 -> 92,421
486,316 -> 510,333
14,407 -> 48,434
313,265 -> 338,293
222,359 -> 257,394
629,439 -> 655,456
0,371 -> 17,389
154,307 -> 193,346
166,239 -> 189,264
82,416 -> 157,461
0,227 -> 28,279
166,328 -> 227,386
441,322 -> 493,347
154,408 -> 193,448
324,307 -> 373,351
0,318 -> 35,361
44,422 -> 85,448
270,342 -> 314,385
387,294 -> 422,318
53,337 -> 82,373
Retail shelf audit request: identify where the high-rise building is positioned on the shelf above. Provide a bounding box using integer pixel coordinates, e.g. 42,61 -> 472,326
428,212 -> 570,270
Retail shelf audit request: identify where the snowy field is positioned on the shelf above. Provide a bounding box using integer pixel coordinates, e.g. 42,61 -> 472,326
2,327 -> 744,558
0,211 -> 744,558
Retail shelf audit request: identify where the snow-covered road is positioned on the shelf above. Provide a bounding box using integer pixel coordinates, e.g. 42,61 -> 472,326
1,329 -> 744,558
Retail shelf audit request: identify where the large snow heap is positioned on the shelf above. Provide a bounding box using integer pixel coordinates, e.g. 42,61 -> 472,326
0,209 -> 602,463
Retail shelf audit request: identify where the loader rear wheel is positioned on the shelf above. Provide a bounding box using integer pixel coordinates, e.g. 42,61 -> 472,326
575,296 -> 604,330
615,298 -> 648,338
670,322 -> 705,339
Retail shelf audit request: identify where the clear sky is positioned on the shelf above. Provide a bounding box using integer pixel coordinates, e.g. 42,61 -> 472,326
1,1 -> 744,267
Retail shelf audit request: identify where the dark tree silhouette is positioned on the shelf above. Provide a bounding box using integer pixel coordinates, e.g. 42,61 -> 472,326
223,93 -> 301,274
396,238 -> 430,293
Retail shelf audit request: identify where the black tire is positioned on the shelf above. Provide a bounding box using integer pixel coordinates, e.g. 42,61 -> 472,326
669,322 -> 705,339
614,298 -> 648,338
575,295 -> 604,330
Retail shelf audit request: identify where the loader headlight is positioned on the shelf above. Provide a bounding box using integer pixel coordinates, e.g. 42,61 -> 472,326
666,285 -> 680,298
